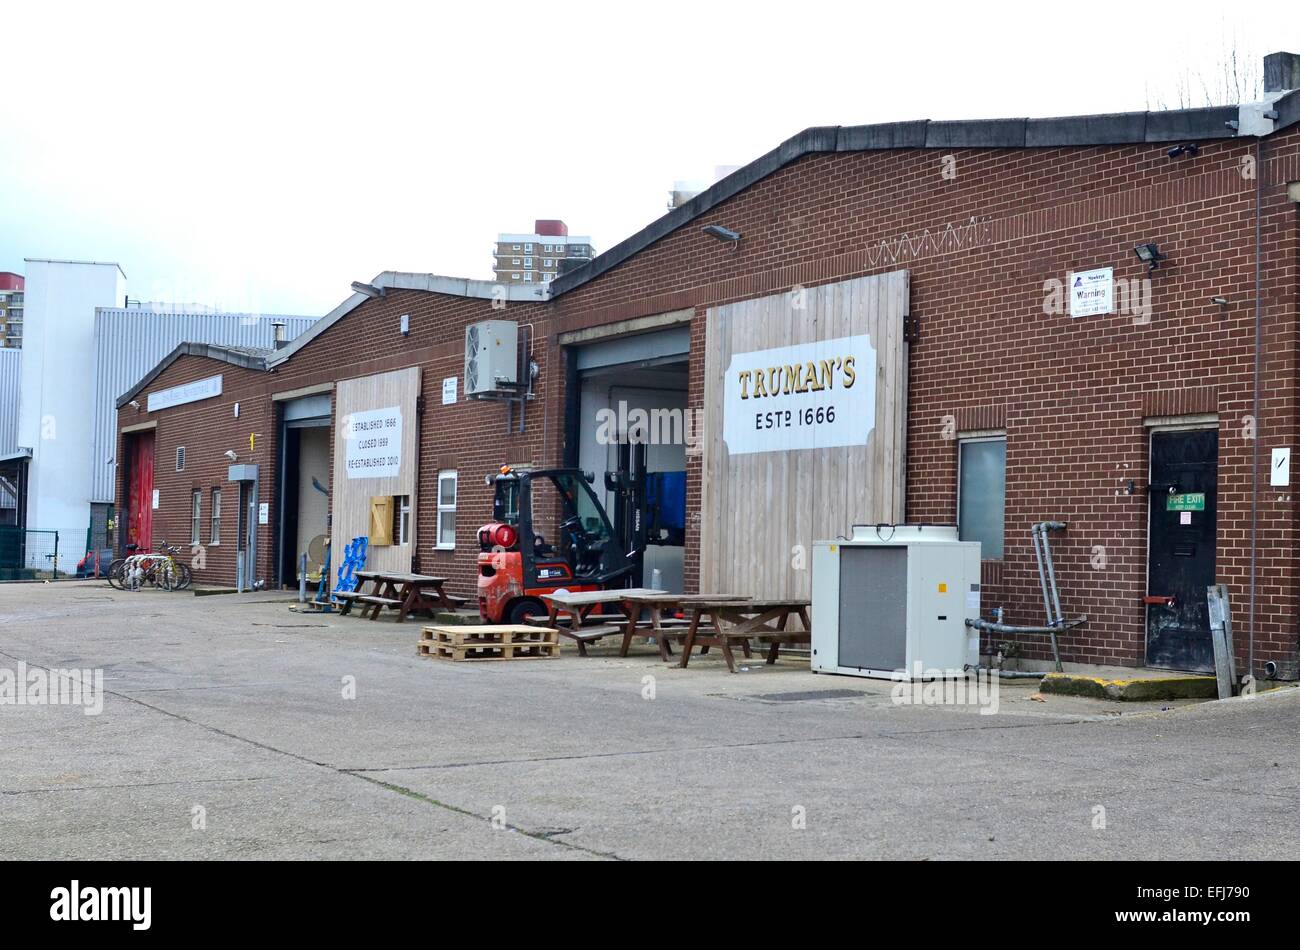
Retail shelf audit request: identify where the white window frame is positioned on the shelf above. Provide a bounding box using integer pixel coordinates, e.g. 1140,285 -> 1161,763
524,243 -> 533,252
395,494 -> 412,545
512,257 -> 520,265
190,490 -> 202,546
512,243 -> 520,250
523,273 -> 532,282
210,488 -> 221,544
436,471 -> 457,550
956,432 -> 1007,560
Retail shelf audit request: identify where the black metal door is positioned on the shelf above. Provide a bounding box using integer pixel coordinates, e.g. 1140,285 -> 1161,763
1147,429 -> 1218,672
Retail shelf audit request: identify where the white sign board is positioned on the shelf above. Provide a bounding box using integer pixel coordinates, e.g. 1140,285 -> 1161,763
1271,447 -> 1291,486
258,502 -> 269,525
151,489 -> 159,510
147,374 -> 223,412
344,406 -> 402,479
441,376 -> 457,405
722,334 -> 876,455
1070,267 -> 1114,317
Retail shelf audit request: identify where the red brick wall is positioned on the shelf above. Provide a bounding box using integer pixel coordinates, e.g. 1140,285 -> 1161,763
118,289 -> 552,597
120,128 -> 1300,675
549,130 -> 1300,676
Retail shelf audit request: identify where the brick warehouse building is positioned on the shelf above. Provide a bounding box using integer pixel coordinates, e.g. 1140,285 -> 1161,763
119,55 -> 1300,679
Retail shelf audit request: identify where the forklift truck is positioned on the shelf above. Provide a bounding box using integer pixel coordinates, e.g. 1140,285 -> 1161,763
476,454 -> 685,624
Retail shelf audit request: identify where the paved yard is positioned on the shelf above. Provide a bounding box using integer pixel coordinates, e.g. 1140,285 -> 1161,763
1,582 -> 1297,860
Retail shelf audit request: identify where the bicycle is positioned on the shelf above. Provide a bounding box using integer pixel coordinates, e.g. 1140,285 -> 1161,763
108,542 -> 193,592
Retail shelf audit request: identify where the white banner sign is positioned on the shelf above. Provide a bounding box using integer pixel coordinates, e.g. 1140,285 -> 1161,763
722,334 -> 876,455
147,374 -> 223,412
442,376 -> 457,405
344,406 -> 402,479
1070,267 -> 1114,317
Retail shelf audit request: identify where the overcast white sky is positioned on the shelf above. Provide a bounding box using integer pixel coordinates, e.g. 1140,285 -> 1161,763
1,1 -> 1296,316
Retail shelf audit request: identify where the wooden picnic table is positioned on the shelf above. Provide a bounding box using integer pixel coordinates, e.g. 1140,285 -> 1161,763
336,571 -> 465,623
539,588 -> 656,656
679,598 -> 812,673
540,589 -> 751,660
615,591 -> 748,661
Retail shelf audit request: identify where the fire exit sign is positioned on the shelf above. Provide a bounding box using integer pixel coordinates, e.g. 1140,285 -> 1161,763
1167,493 -> 1206,512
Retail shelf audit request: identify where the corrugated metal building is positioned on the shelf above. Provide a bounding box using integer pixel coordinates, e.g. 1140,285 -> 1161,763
0,348 -> 22,527
90,309 -> 317,507
0,347 -> 19,457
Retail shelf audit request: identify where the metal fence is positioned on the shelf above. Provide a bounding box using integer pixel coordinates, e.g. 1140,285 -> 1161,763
0,527 -> 64,580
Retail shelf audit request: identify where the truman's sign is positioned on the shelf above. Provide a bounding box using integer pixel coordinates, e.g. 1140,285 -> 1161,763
146,374 -> 223,413
722,334 -> 876,455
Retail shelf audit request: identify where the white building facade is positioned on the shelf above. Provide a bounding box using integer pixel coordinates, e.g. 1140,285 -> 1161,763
9,259 -> 316,567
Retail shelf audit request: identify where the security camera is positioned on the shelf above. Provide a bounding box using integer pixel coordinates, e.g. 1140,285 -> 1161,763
224,450 -> 238,461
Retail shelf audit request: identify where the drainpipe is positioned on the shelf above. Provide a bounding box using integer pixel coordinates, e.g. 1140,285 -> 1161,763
1249,136 -> 1264,682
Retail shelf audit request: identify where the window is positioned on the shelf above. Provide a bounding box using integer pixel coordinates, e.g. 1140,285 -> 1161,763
210,489 -> 221,544
511,273 -> 520,280
512,243 -> 520,250
543,258 -> 554,267
958,436 -> 1006,559
190,490 -> 202,546
512,257 -> 520,265
524,243 -> 533,252
523,273 -> 532,282
394,494 -> 411,545
523,257 -> 532,267
176,446 -> 186,472
436,471 -> 457,549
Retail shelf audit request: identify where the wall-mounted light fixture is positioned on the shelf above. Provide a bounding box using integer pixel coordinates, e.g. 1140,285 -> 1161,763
223,449 -> 238,461
1134,243 -> 1166,274
128,399 -> 141,410
1167,143 -> 1200,159
350,281 -> 386,299
701,224 -> 741,251
400,314 -> 410,336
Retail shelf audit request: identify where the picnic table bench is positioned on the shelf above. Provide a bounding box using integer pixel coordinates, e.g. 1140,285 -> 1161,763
536,588 -> 656,656
337,571 -> 466,622
538,589 -> 754,660
679,598 -> 812,673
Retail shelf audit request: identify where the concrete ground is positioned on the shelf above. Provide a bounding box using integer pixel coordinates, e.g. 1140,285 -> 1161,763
2,581 -> 1297,860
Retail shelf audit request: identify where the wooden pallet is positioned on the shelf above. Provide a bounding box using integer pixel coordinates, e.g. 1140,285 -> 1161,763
418,625 -> 561,662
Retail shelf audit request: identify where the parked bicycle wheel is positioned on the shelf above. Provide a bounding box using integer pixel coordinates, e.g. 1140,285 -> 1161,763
106,558 -> 127,590
175,562 -> 193,590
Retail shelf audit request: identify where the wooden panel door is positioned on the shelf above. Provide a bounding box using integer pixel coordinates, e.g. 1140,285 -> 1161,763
330,367 -> 421,576
700,271 -> 909,599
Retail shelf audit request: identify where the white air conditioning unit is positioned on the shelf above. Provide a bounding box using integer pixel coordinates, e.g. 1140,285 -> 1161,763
464,320 -> 518,397
811,525 -> 981,680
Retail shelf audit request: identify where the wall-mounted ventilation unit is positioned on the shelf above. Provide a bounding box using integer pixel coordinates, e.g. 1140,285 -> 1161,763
464,320 -> 518,397
176,446 -> 186,472
812,525 -> 980,680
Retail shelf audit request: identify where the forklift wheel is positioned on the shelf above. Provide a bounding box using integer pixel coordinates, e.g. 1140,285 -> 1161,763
507,598 -> 547,625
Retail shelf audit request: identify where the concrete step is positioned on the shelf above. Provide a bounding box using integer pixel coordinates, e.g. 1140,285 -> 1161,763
1039,671 -> 1217,701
